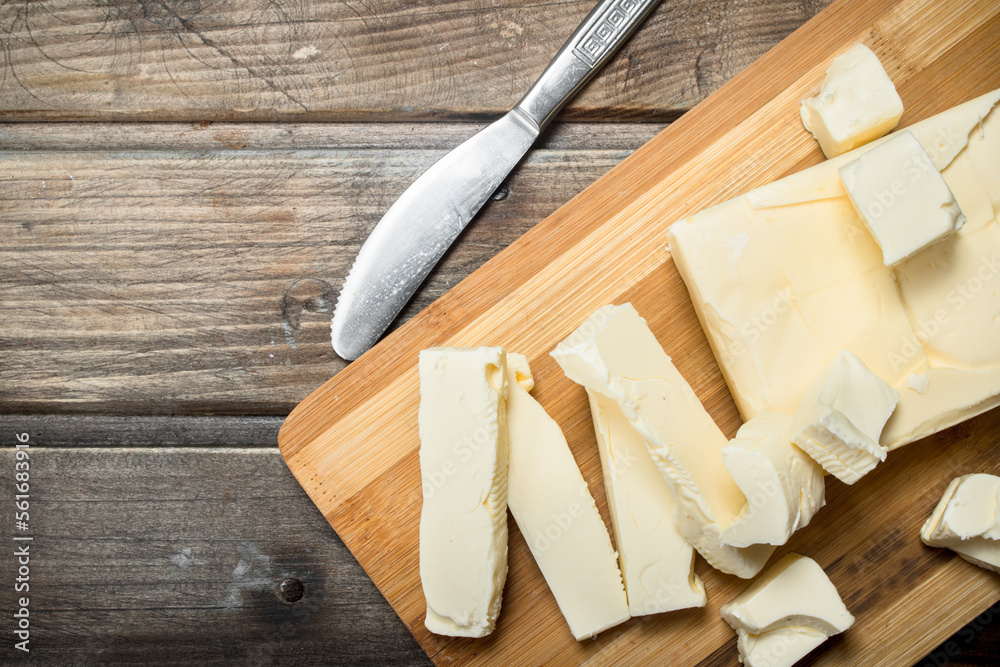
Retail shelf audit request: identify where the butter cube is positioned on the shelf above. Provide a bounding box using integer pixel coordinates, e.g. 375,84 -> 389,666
921,474 -> 1000,573
839,130 -> 966,265
800,44 -> 903,158
721,554 -> 854,667
791,350 -> 899,485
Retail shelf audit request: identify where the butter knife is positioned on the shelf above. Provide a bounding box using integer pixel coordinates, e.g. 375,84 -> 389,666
332,0 -> 662,360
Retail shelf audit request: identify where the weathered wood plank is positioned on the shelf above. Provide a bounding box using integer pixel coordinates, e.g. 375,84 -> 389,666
0,121 -> 668,151
0,141 -> 641,414
0,447 -> 430,665
0,0 -> 832,121
0,414 -> 281,446
0,443 -> 996,665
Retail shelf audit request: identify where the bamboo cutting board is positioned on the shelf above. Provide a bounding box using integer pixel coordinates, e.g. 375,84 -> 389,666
278,0 -> 1000,664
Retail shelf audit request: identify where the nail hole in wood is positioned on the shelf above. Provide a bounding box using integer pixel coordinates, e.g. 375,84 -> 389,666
278,578 -> 305,603
491,183 -> 509,201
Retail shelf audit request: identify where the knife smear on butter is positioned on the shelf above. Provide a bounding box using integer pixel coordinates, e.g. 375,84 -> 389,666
331,0 -> 663,360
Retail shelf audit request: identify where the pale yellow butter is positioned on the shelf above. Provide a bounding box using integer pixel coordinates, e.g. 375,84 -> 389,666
553,304 -> 774,578
587,390 -> 706,615
504,353 -> 631,639
418,347 -> 509,637
791,350 -> 899,485
721,554 -> 854,667
720,412 -> 825,548
668,89 -> 1000,450
800,44 -> 903,158
840,130 -> 966,265
921,473 -> 1000,573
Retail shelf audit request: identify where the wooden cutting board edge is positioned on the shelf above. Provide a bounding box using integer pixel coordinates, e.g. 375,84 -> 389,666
275,0 -> 894,457
278,0 -> 1000,663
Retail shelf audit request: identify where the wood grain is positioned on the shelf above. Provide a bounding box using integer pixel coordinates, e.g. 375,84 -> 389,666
3,0 -> 999,664
0,446 -> 428,666
0,413 -> 282,446
0,120 -> 668,151
0,0 -> 831,121
277,0 -> 1000,664
0,134 -> 648,414
0,418 -> 996,665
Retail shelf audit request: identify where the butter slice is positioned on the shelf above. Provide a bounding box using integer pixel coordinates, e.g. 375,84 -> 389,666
800,44 -> 903,158
721,554 -> 855,667
504,353 -> 630,639
553,304 -> 775,578
720,412 -> 825,548
791,350 -> 899,485
921,474 -> 1000,573
587,389 -> 706,615
840,131 -> 966,265
667,89 -> 1000,450
418,347 -> 509,637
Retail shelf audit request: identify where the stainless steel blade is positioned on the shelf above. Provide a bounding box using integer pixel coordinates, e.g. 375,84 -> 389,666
331,110 -> 538,360
332,0 -> 662,360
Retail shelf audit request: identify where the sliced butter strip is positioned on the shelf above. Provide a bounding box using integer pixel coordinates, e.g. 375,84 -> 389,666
553,304 -> 774,578
418,347 -> 509,637
921,473 -> 1000,574
586,389 -> 706,615
668,88 -> 1000,450
800,44 -> 903,158
791,350 -> 899,485
720,412 -> 825,548
504,353 -> 630,639
721,554 -> 855,667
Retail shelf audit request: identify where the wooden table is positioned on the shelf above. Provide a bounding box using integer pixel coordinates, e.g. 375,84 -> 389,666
1,1 -> 997,663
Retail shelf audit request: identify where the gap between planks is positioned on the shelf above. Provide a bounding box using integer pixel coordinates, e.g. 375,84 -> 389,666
0,122 -> 668,152
0,414 -> 281,447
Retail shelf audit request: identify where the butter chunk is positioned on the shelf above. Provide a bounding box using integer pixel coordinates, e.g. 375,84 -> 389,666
921,474 -> 1000,573
553,304 -> 775,579
791,350 -> 899,485
720,413 -> 825,548
418,347 -> 509,637
667,89 -> 1000,450
587,389 -> 706,615
721,554 -> 855,667
800,44 -> 903,158
840,131 -> 966,265
505,353 -> 631,639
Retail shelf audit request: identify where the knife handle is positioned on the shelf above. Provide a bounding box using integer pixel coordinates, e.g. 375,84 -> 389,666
516,0 -> 662,129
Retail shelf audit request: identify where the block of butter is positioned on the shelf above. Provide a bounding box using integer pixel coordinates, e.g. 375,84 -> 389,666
418,347 -> 509,637
720,412 -> 825,548
921,473 -> 1000,573
504,353 -> 631,639
553,304 -> 775,578
587,389 -> 706,615
800,43 -> 903,158
721,553 -> 855,667
668,88 -> 1000,450
840,130 -> 966,265
791,350 -> 899,485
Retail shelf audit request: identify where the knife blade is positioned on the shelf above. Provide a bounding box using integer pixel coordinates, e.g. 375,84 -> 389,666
332,0 -> 663,360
